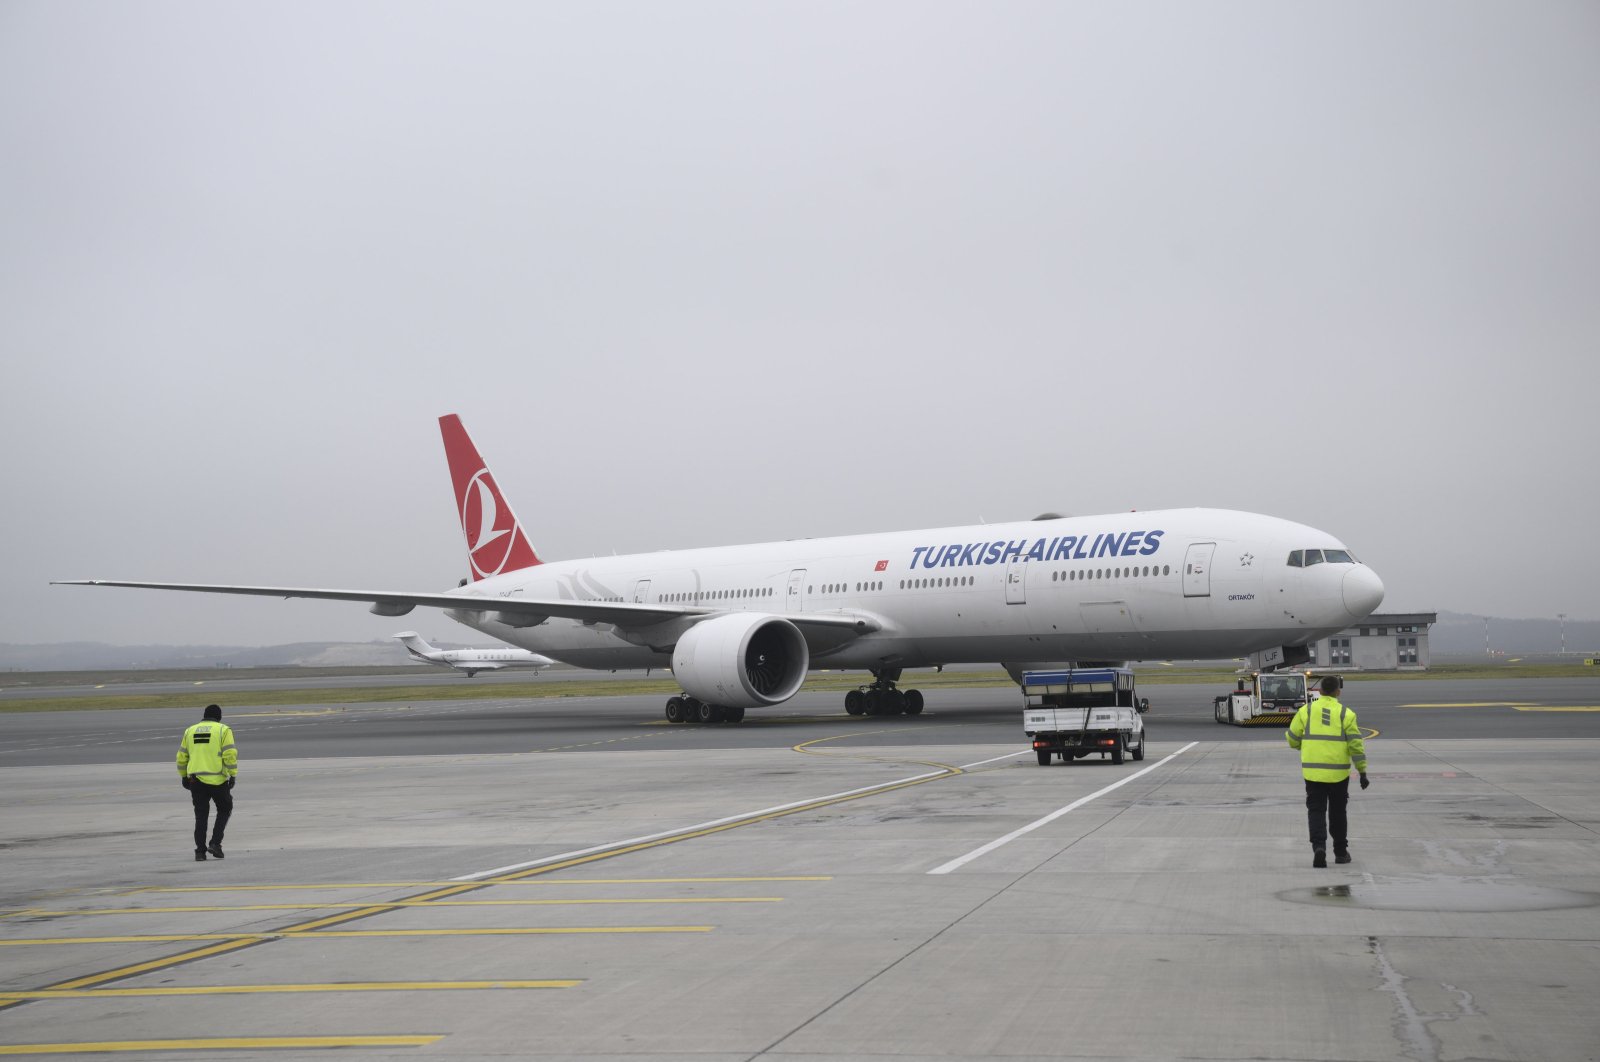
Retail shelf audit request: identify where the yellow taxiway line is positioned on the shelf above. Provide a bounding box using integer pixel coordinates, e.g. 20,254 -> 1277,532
0,979 -> 578,1000
1398,702 -> 1542,708
15,897 -> 778,917
128,875 -> 832,893
0,926 -> 712,946
1,729 -> 957,1012
1513,705 -> 1600,712
1399,702 -> 1600,711
0,1037 -> 442,1055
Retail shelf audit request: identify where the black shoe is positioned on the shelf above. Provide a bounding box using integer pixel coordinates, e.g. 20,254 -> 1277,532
207,842 -> 224,859
195,849 -> 207,861
1312,849 -> 1327,868
1334,849 -> 1352,864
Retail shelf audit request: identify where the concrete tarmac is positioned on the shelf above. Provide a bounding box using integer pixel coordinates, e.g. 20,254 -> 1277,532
1,678 -> 1597,1060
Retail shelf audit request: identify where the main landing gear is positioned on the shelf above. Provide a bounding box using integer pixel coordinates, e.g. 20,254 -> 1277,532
843,668 -> 924,717
663,696 -> 746,725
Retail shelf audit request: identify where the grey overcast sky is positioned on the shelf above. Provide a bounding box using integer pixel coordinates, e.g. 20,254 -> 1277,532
2,2 -> 1597,648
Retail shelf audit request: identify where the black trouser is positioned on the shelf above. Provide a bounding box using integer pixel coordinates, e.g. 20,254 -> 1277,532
190,781 -> 233,850
1304,777 -> 1350,852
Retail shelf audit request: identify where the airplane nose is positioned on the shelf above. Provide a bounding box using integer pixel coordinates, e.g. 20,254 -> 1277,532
1342,565 -> 1385,619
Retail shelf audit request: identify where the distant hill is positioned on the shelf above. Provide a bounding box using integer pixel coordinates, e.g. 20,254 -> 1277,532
0,640 -> 421,672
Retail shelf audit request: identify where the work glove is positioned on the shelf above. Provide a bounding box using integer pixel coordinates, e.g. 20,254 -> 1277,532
226,778 -> 236,791
181,777 -> 192,790
1359,772 -> 1370,790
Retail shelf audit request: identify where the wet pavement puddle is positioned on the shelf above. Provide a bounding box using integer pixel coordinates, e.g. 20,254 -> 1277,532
1278,877 -> 1598,912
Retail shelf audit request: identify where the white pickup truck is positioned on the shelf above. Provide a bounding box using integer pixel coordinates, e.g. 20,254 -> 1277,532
1022,667 -> 1148,766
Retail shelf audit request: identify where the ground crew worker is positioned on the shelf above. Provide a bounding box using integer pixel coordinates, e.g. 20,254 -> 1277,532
1286,676 -> 1368,867
177,703 -> 237,861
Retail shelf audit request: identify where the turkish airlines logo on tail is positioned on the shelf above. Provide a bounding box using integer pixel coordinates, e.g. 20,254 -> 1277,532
461,468 -> 520,578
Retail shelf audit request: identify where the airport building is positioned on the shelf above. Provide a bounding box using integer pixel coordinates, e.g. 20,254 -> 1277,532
1303,612 -> 1438,671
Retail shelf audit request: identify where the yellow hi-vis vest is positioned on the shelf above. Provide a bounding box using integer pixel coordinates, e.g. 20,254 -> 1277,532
177,721 -> 238,785
1287,695 -> 1367,783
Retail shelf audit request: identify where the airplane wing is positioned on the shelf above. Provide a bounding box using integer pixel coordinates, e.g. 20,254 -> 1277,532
52,580 -> 880,636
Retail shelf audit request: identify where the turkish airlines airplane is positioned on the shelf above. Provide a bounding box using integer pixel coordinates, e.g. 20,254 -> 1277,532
395,632 -> 555,677
60,414 -> 1384,724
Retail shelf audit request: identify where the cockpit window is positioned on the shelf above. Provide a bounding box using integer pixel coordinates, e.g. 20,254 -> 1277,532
1292,548 -> 1360,566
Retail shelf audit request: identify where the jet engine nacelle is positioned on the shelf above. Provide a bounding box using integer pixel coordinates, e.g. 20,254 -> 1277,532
672,613 -> 809,709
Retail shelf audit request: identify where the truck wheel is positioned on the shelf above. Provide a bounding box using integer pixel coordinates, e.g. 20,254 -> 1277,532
1132,730 -> 1145,761
1036,749 -> 1051,766
1111,735 -> 1125,765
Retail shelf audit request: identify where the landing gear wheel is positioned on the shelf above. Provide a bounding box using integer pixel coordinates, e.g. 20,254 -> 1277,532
694,700 -> 717,725
1111,735 -> 1125,765
845,690 -> 865,716
664,697 -> 686,724
1036,749 -> 1051,766
858,668 -> 913,719
1132,730 -> 1145,761
725,706 -> 745,724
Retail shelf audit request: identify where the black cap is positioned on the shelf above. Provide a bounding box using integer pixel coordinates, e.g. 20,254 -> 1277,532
203,704 -> 222,721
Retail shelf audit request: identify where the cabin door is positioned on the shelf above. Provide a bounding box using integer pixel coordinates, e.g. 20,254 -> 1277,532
1183,542 -> 1216,597
1005,558 -> 1027,605
786,569 -> 807,612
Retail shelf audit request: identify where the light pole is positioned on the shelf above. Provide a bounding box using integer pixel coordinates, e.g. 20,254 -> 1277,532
1558,613 -> 1567,656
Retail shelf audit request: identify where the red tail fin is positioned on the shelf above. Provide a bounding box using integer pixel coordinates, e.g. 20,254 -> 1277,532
438,414 -> 542,579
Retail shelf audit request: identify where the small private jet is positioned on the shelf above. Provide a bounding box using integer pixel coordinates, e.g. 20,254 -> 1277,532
395,632 -> 554,678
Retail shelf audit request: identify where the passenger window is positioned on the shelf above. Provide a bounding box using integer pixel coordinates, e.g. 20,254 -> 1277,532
1304,550 -> 1324,566
1287,550 -> 1303,567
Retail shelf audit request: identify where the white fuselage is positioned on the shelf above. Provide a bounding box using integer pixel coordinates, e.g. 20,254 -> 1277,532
443,508 -> 1383,670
